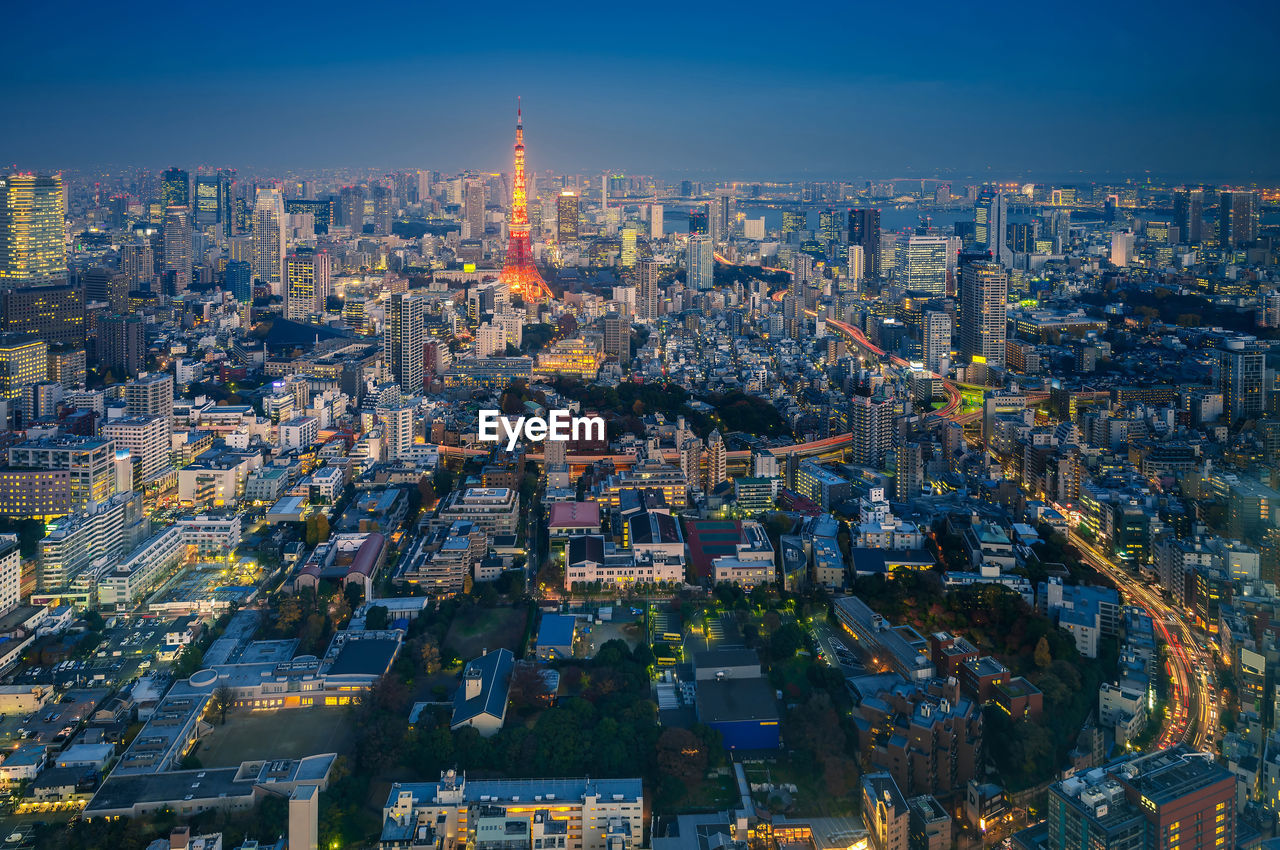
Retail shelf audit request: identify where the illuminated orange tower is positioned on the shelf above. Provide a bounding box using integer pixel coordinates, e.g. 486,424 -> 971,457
498,99 -> 552,300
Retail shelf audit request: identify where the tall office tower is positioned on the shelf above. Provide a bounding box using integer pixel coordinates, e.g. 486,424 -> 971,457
850,393 -> 894,468
1220,336 -> 1267,423
225,260 -> 252,303
781,210 -> 805,241
847,244 -> 866,288
1050,209 -> 1071,253
620,226 -> 637,268
602,312 -> 629,364
338,185 -> 364,232
252,187 -> 287,295
160,168 -> 189,210
216,169 -> 236,235
557,191 -> 580,240
0,283 -> 85,345
688,206 -> 709,236
1007,222 -> 1036,253
385,290 -> 428,393
1220,191 -> 1260,249
819,208 -> 840,246
285,249 -> 332,320
416,170 -> 434,202
637,259 -> 661,322
162,205 -> 192,293
102,416 -> 171,487
1046,747 -> 1234,850
959,261 -> 1008,369
370,185 -> 393,236
902,235 -> 947,295
1172,189 -> 1190,242
706,429 -> 727,490
194,174 -> 222,226
497,104 -> 551,300
120,240 -> 153,289
849,208 -> 881,278
712,192 -> 734,243
922,311 -> 952,373
82,267 -> 126,308
649,204 -> 664,239
0,335 -> 48,410
687,235 -> 714,291
97,315 -> 145,378
125,373 -> 174,418
978,192 -> 1013,267
0,174 -> 66,284
464,176 -> 486,239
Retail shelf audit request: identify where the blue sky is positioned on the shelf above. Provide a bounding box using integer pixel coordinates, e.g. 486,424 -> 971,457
5,0 -> 1279,180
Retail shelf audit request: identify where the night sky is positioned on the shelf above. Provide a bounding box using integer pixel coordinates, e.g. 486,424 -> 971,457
6,0 -> 1279,181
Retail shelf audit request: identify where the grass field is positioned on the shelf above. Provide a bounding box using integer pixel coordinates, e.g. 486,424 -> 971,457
195,706 -> 355,767
444,605 -> 529,659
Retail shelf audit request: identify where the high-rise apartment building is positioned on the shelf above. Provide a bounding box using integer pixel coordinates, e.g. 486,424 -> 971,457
922,311 -> 952,373
850,393 -> 894,468
464,177 -> 485,240
252,186 -> 287,294
849,208 -> 881,279
0,174 -> 66,284
370,185 -> 393,236
1219,191 -> 1259,250
338,185 -> 364,232
102,416 -> 171,488
124,373 -> 174,419
1219,336 -> 1267,423
162,205 -> 192,293
637,259 -> 661,322
97,315 -> 145,378
687,235 -> 714,291
959,261 -> 1007,369
120,241 -> 154,289
706,430 -> 727,490
385,291 -> 429,394
285,249 -> 332,320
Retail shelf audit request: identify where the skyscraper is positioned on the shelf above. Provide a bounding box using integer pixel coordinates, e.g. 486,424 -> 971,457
162,206 -> 192,294
0,335 -> 48,408
922,311 -> 952,373
620,226 -> 637,268
338,186 -> 364,233
849,208 -> 881,279
464,176 -> 486,240
1220,336 -> 1266,423
385,290 -> 428,394
978,192 -> 1013,267
194,174 -> 223,226
649,204 -> 664,239
160,167 -> 189,210
687,235 -> 714,291
706,430 -> 727,490
901,235 -> 947,295
120,240 -> 153,289
688,206 -> 709,236
225,260 -> 252,303
557,191 -> 580,240
637,259 -> 661,322
97,315 -> 145,378
252,187 -> 287,295
497,103 -> 551,300
370,185 -> 393,236
285,249 -> 332,320
850,393 -> 894,468
0,174 -> 66,284
1220,190 -> 1259,250
959,261 -> 1007,369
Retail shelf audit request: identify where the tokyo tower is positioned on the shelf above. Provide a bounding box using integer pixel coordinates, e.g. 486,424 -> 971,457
498,99 -> 552,300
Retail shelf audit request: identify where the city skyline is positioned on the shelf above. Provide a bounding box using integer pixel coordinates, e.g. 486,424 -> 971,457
5,1 -> 1280,180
